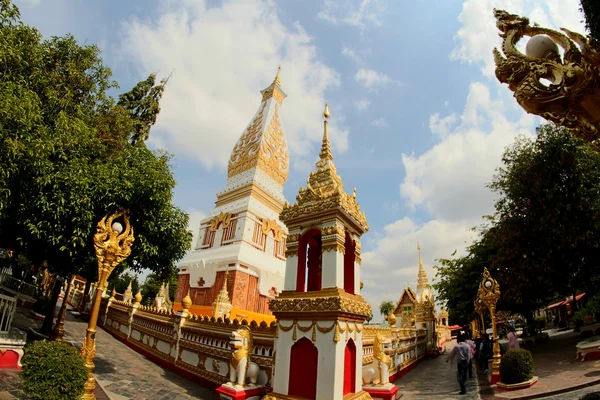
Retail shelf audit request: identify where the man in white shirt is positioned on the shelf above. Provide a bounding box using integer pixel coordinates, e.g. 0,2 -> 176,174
446,334 -> 471,395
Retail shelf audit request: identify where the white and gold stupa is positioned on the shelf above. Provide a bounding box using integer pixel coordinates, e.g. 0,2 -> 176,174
175,67 -> 290,321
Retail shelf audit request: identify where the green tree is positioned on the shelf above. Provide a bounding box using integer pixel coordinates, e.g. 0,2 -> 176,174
107,272 -> 140,296
379,301 -> 394,319
0,1 -> 192,332
580,0 -> 600,40
435,124 -> 600,324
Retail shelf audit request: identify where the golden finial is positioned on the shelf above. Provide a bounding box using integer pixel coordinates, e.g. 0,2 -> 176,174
134,290 -> 142,305
417,241 -> 421,251
319,103 -> 333,161
109,287 -> 116,300
323,102 -> 330,119
273,65 -> 282,87
182,289 -> 193,311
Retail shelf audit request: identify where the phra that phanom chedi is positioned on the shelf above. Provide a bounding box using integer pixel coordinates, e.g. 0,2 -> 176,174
175,67 -> 289,322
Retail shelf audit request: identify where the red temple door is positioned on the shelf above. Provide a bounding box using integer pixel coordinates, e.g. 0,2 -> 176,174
344,339 -> 356,395
288,338 -> 318,398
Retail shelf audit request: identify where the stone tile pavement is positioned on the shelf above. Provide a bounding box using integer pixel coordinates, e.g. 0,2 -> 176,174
479,330 -> 600,399
62,313 -> 218,400
394,341 -> 481,399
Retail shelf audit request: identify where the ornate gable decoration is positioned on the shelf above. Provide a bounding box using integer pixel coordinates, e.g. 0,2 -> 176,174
209,212 -> 232,231
228,67 -> 289,185
261,219 -> 285,241
280,104 -> 369,232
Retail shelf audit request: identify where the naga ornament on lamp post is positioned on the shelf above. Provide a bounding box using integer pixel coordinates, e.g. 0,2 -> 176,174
474,298 -> 487,339
493,9 -> 600,149
81,210 -> 134,399
478,267 -> 501,385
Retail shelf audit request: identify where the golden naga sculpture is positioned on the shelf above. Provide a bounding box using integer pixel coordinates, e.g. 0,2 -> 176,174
227,326 -> 260,387
493,9 -> 600,148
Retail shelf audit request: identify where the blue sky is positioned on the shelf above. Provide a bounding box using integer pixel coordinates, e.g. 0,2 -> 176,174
15,0 -> 586,320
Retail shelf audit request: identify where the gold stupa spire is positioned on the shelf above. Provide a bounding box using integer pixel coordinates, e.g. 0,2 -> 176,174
417,241 -> 430,289
280,102 -> 369,232
227,66 -> 289,186
320,103 -> 333,161
273,65 -> 282,87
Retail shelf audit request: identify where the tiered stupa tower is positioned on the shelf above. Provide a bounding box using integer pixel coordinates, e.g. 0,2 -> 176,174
414,242 -> 436,351
267,104 -> 372,400
176,67 -> 289,319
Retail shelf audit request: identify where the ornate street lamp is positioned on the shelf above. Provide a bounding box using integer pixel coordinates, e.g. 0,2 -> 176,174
478,267 -> 501,384
474,298 -> 487,338
493,9 -> 600,149
81,210 -> 134,399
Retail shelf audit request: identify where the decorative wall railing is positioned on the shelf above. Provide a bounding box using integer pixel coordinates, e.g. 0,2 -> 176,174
0,293 -> 17,333
0,273 -> 37,301
99,299 -> 431,389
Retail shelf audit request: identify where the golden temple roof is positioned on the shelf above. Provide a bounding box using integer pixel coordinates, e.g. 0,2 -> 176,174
227,66 -> 289,185
280,103 -> 369,232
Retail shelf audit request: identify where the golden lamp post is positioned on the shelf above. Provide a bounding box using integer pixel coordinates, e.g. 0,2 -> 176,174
474,298 -> 487,339
81,210 -> 134,399
477,267 -> 501,385
493,9 -> 600,149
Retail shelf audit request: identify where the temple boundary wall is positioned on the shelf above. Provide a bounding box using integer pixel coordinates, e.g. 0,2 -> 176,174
98,297 -> 430,391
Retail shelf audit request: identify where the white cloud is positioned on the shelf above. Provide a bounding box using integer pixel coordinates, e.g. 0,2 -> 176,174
317,0 -> 385,31
429,112 -> 458,139
354,98 -> 371,111
354,68 -> 397,90
341,47 -> 362,64
372,118 -> 388,128
119,0 -> 348,173
450,0 -> 585,77
362,80 -> 537,320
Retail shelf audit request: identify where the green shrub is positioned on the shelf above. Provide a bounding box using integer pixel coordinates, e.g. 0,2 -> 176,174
21,340 -> 88,400
32,297 -> 50,315
580,392 -> 600,400
500,348 -> 534,384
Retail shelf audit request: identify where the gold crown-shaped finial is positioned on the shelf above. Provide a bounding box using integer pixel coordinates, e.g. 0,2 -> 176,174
182,289 -> 193,310
323,102 -> 330,119
134,290 -> 142,305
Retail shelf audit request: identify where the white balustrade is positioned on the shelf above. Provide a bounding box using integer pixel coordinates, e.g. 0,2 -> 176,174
0,293 -> 17,333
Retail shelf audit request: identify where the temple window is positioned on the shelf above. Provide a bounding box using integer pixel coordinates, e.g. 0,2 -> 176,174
221,215 -> 238,244
252,220 -> 267,250
343,231 -> 356,294
202,227 -> 215,248
296,229 -> 322,292
273,237 -> 286,259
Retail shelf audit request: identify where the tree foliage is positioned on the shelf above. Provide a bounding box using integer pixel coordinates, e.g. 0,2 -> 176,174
434,124 -> 600,323
581,0 -> 600,40
107,272 -> 140,295
0,1 -> 192,281
379,301 -> 394,318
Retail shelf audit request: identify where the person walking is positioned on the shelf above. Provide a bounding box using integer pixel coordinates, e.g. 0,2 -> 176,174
446,334 -> 471,395
465,333 -> 476,379
508,326 -> 520,349
479,334 -> 492,374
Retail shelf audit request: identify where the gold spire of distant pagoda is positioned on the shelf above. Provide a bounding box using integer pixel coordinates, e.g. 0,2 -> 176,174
320,103 -> 333,161
417,241 -> 430,290
280,102 -> 369,232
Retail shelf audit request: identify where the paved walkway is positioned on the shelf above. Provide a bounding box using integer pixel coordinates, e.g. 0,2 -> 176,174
62,313 -> 217,400
0,306 -> 218,400
395,342 -> 481,399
